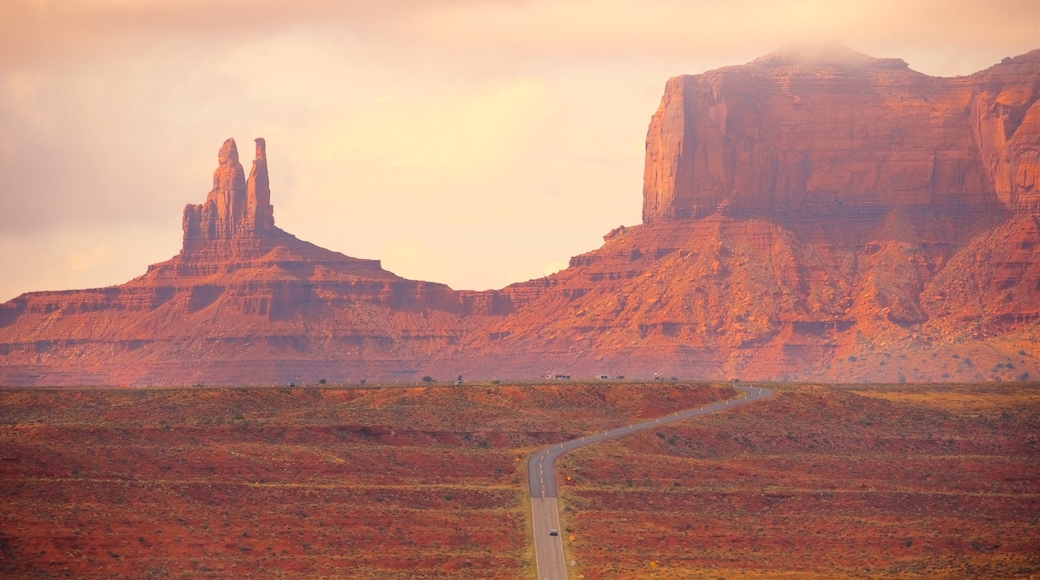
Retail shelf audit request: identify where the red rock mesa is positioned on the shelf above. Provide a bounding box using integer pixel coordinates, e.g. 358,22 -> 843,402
2,46 -> 1037,386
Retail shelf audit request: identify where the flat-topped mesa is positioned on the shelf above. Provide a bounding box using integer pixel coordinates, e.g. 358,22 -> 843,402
182,138 -> 276,254
642,45 -> 1040,224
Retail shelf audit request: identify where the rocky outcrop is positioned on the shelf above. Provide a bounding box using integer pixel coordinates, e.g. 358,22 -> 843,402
457,46 -> 1040,383
1,48 -> 1038,386
182,138 -> 276,255
0,139 -> 520,386
642,44 -> 1039,224
456,211 -> 1038,383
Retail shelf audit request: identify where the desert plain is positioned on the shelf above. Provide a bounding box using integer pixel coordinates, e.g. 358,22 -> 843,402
2,380 -> 1037,579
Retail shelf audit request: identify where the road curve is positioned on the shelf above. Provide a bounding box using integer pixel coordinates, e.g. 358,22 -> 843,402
528,385 -> 773,580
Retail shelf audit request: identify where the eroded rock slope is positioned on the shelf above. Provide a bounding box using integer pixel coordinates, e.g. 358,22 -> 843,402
2,46 -> 1037,385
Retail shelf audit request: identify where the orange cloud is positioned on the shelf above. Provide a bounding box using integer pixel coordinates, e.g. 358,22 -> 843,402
1,0 -> 1036,300
5,0 -> 1036,71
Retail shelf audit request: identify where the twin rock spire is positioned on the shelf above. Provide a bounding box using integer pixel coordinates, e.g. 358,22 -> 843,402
181,138 -> 275,253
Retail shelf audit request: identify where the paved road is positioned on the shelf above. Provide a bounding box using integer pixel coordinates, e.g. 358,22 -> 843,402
527,386 -> 773,580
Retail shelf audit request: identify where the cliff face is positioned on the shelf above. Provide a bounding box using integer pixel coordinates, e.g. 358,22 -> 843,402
2,47 -> 1038,386
642,45 -> 1040,224
454,212 -> 1039,383
452,47 -> 1040,383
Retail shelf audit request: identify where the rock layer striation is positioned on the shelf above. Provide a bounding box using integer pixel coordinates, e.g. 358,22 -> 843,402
0,138 -> 515,386
2,46 -> 1038,386
182,137 -> 275,254
642,44 -> 1040,223
465,47 -> 1039,383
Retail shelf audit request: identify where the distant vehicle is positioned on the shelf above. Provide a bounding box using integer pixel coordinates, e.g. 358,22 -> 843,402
549,529 -> 559,536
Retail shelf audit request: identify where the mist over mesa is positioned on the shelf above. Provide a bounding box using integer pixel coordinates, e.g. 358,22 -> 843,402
1,0 -> 1037,301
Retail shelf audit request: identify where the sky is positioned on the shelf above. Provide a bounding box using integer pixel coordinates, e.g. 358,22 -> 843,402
1,0 -> 1038,301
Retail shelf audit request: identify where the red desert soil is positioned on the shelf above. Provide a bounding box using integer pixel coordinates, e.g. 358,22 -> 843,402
0,382 -> 730,578
556,383 -> 1040,579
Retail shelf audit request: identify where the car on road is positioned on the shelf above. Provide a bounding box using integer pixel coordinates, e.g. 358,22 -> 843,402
549,529 -> 558,536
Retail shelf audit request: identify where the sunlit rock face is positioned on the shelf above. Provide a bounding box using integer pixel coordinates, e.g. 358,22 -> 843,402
458,47 -> 1040,383
0,139 -> 513,386
181,138 -> 275,256
1,48 -> 1037,387
642,45 -> 1039,224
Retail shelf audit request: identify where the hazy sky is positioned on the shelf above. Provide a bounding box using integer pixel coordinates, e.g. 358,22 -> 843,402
2,0 -> 1037,301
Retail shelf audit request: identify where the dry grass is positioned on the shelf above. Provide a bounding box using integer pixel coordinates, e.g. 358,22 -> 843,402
851,383 -> 1040,413
0,382 -> 729,578
558,383 -> 1040,579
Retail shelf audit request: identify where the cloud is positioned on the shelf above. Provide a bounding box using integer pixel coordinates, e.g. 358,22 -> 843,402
315,77 -> 551,175
5,1 -> 1036,72
0,223 -> 181,300
1,0 -> 1036,300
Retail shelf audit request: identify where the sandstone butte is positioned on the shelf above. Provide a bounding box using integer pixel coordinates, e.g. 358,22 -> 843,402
2,45 -> 1038,387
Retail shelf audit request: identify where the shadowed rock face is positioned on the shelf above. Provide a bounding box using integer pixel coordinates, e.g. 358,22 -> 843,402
1,48 -> 1038,386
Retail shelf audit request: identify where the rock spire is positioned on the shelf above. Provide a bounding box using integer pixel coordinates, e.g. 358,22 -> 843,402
182,138 -> 276,253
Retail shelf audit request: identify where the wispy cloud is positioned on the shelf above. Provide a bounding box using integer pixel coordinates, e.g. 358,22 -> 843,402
1,0 -> 1036,300
5,0 -> 1035,69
